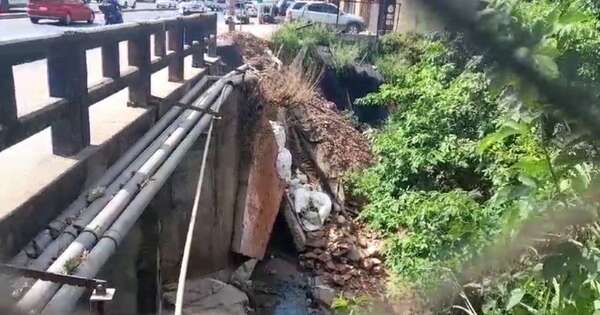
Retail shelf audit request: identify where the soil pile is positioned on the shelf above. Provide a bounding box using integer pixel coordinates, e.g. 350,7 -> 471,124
219,31 -> 277,70
226,30 -> 384,308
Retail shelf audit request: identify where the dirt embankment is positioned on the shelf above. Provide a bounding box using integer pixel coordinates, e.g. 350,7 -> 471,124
225,31 -> 390,309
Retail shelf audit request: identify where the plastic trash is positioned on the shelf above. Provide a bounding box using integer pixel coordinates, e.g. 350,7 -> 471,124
270,121 -> 286,149
276,148 -> 292,182
292,185 -> 332,231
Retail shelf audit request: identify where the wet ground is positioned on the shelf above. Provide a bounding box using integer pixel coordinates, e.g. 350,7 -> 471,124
251,253 -> 312,315
248,214 -> 330,315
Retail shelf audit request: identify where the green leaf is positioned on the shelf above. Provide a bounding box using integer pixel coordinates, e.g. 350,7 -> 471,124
506,288 -> 526,310
558,9 -> 590,25
533,38 -> 560,59
551,278 -> 561,310
533,54 -> 559,79
513,157 -> 548,178
478,122 -> 527,153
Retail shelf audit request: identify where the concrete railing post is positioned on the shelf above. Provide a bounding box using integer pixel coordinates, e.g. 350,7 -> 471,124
0,62 -> 18,128
168,21 -> 185,82
128,31 -> 152,107
208,34 -> 217,58
189,22 -> 204,68
47,46 -> 90,156
154,30 -> 167,58
101,43 -> 120,79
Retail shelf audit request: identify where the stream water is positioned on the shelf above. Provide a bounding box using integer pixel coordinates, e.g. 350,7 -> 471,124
249,215 -> 328,315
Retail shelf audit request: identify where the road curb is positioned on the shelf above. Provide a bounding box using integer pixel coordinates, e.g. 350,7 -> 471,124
0,12 -> 27,20
0,7 -> 175,21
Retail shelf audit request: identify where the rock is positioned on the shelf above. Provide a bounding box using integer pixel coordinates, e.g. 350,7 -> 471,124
357,236 -> 369,248
331,274 -> 352,286
325,261 -> 337,271
346,245 -> 362,262
336,215 -> 346,225
363,241 -> 382,258
311,285 -> 336,306
361,258 -> 382,271
305,236 -> 328,248
231,259 -> 259,284
163,278 -> 249,315
316,252 -> 332,263
282,195 -> 307,252
330,243 -> 351,257
372,265 -> 383,274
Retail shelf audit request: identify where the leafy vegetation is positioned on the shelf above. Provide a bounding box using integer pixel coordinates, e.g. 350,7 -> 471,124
271,22 -> 369,75
273,1 -> 600,312
349,0 -> 600,312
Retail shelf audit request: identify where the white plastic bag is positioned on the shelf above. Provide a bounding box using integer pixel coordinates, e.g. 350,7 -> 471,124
292,186 -> 332,231
270,121 -> 286,149
276,148 -> 292,182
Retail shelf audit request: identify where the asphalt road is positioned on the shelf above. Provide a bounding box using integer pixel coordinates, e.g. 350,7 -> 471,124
0,5 -> 226,43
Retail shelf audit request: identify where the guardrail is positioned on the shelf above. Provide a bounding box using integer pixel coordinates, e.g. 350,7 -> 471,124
0,14 -> 218,156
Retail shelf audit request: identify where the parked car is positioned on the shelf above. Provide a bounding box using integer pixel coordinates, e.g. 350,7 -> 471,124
0,0 -> 28,13
28,0 -> 95,24
117,0 -> 135,8
178,0 -> 206,14
156,0 -> 177,8
216,0 -> 225,11
275,0 -> 292,16
246,2 -> 257,17
298,1 -> 364,33
225,2 -> 249,24
204,0 -> 218,11
285,0 -> 306,22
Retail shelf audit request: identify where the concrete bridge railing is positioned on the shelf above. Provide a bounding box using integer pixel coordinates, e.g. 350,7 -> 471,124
0,14 -> 217,156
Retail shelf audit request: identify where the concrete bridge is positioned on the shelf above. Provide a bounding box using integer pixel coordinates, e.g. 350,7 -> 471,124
0,14 -> 283,314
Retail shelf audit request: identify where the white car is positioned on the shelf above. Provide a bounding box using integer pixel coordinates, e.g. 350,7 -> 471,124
117,0 -> 136,8
246,2 -> 257,17
285,0 -> 307,22
156,0 -> 178,9
298,1 -> 365,33
178,0 -> 206,14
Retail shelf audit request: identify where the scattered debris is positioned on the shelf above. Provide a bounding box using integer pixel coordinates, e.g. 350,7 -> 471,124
226,30 -> 386,310
218,32 -> 277,70
163,278 -> 250,315
232,259 -> 259,285
282,195 -> 307,252
290,177 -> 332,232
311,285 -> 336,306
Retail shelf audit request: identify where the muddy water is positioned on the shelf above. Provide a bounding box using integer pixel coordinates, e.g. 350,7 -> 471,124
249,213 -> 328,315
251,253 -> 312,315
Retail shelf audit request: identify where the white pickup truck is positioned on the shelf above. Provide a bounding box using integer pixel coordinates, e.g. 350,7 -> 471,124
297,1 -> 365,33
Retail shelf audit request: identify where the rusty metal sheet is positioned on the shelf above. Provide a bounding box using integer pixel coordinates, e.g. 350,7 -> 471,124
232,120 -> 285,259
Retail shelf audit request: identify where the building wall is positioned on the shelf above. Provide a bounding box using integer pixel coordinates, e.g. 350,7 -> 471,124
338,0 -> 478,34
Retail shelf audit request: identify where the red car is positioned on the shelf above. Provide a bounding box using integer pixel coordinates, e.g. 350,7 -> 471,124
28,0 -> 95,24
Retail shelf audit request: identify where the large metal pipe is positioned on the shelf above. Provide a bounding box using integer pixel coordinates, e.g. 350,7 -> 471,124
41,85 -> 235,315
7,76 -> 216,299
8,75 -> 212,268
16,72 -> 244,313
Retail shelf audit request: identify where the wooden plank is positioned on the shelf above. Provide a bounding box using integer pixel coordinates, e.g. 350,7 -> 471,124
101,42 -> 120,79
128,33 -> 152,107
167,24 -> 184,82
47,48 -> 90,156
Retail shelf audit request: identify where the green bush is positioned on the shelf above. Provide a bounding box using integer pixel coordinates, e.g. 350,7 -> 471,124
271,23 -> 336,61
